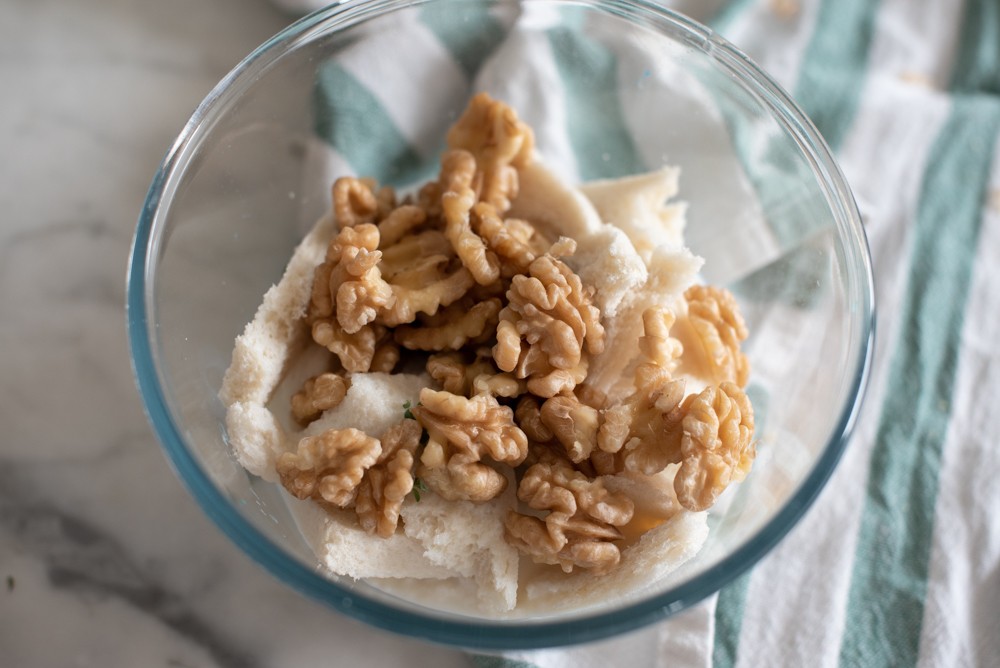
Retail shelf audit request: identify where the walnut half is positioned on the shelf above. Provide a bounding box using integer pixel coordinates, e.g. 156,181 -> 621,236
446,92 -> 535,214
590,307 -> 688,476
412,388 -> 529,502
276,428 -> 381,507
394,298 -> 501,352
355,419 -> 421,537
683,285 -> 749,387
674,382 -> 755,511
426,348 -> 524,399
291,373 -> 350,425
493,240 -> 605,398
505,457 -> 634,574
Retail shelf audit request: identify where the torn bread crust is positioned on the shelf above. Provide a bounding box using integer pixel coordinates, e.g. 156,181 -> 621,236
220,212 -> 334,480
221,212 -> 334,408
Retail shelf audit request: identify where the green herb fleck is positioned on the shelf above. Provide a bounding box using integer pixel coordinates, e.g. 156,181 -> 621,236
5,575 -> 13,592
412,477 -> 428,502
403,400 -> 414,420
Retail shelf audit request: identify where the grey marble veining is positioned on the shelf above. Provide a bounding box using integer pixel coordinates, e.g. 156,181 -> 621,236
0,1 -> 470,665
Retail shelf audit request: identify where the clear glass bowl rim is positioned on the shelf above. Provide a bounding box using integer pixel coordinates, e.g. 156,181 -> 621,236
126,0 -> 875,649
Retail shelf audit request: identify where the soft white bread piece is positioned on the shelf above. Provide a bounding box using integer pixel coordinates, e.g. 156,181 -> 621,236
294,469 -> 519,614
286,494 -> 455,580
219,212 -> 334,478
570,225 -> 652,319
580,166 -> 687,258
303,372 -> 428,439
220,212 -> 334,407
643,245 -> 705,306
400,485 -> 520,612
224,401 -> 286,482
285,473 -> 520,612
509,160 -> 604,239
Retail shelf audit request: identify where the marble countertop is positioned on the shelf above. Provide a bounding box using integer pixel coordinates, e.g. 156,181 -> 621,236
0,1 -> 471,665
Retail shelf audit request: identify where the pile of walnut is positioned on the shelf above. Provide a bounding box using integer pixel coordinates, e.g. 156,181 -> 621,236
275,93 -> 755,576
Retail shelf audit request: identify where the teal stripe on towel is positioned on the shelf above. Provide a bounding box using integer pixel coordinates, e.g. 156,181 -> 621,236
840,2 -> 1000,663
712,572 -> 752,668
420,2 -> 508,80
710,1 -> 881,662
314,62 -> 427,186
839,92 -> 1000,668
951,0 -> 1000,96
706,0 -> 880,252
545,26 -> 645,180
794,0 -> 882,150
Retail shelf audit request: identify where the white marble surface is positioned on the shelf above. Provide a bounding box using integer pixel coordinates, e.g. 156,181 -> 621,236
0,1 -> 472,665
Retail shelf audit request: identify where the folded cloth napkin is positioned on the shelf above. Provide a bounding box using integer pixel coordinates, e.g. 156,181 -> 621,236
271,0 -> 1000,666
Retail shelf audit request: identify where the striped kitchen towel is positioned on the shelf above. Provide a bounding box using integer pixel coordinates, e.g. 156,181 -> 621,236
279,0 -> 1000,665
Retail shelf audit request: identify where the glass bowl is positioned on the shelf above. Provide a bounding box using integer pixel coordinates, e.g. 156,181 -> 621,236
127,0 -> 874,649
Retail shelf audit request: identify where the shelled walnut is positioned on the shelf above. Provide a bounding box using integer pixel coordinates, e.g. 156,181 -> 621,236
291,373 -> 349,425
307,223 -> 394,337
425,349 -> 523,398
441,150 -> 502,286
412,388 -> 528,502
636,305 -> 683,385
493,240 -> 605,398
426,350 -> 495,396
674,382 -> 755,511
590,307 -> 688,476
311,321 -> 385,373
276,428 -> 381,507
355,419 -> 421,537
504,457 -> 634,574
683,285 -> 750,387
472,203 -> 540,277
308,223 -> 380,322
514,395 -> 554,444
378,230 -> 452,280
445,91 -> 534,214
540,394 -> 601,463
377,204 -> 427,247
332,176 -> 379,228
394,298 -> 502,352
379,267 -> 475,327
